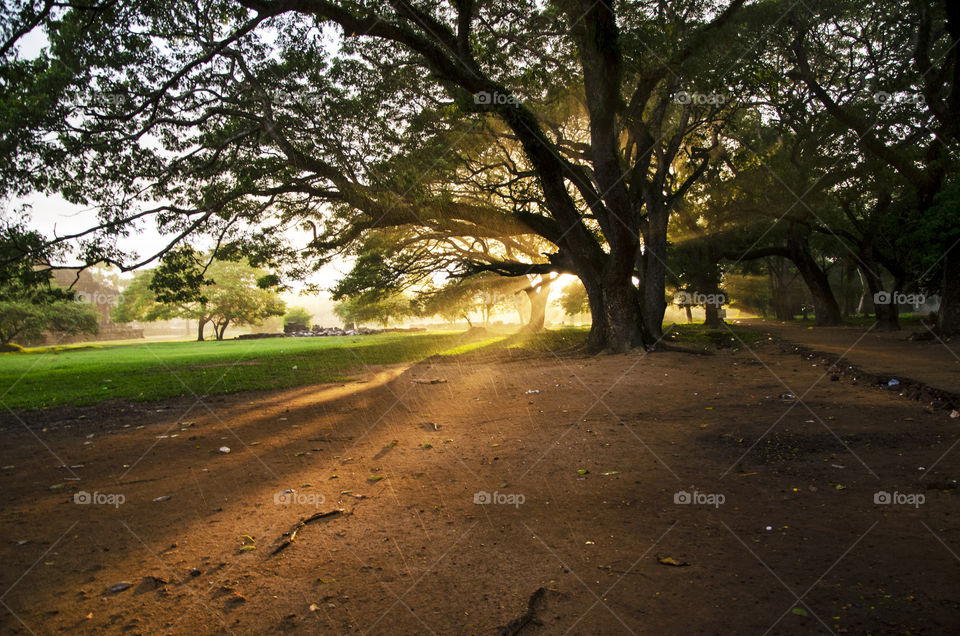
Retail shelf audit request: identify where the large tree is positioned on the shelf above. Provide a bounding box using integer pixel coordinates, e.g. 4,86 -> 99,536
7,0 -> 955,346
1,0 -> 756,352
113,254 -> 286,340
786,0 -> 960,333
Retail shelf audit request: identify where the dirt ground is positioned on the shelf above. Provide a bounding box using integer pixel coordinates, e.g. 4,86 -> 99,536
1,326 -> 959,635
738,319 -> 960,394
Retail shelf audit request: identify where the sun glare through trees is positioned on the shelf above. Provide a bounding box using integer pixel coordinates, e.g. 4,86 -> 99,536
1,1 -> 959,633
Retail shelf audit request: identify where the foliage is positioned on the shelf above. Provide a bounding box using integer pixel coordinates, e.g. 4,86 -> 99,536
0,298 -> 98,345
0,214 -> 98,344
556,279 -> 589,317
283,306 -> 312,329
2,0 -> 959,342
113,258 -> 285,340
334,292 -> 415,327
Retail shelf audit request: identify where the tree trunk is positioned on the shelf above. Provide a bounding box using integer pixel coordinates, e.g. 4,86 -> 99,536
523,278 -> 553,332
787,233 -> 842,326
581,275 -> 610,353
604,280 -> 642,353
215,319 -> 229,340
700,265 -> 724,327
857,257 -> 899,331
684,303 -> 693,323
640,205 -> 669,340
938,247 -> 960,336
856,267 -> 873,315
197,318 -> 207,341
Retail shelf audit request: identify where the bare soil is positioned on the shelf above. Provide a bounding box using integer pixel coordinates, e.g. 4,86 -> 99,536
1,330 -> 959,635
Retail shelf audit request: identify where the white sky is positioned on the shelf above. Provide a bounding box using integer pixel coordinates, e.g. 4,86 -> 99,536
9,18 -> 348,292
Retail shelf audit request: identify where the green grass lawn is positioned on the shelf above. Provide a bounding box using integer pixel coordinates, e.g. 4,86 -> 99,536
0,332 -> 507,410
0,322 -> 778,411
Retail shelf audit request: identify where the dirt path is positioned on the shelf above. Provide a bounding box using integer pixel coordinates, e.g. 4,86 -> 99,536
738,319 -> 960,394
1,341 -> 959,634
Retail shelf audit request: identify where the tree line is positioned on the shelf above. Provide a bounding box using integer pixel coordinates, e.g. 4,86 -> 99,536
0,0 -> 956,351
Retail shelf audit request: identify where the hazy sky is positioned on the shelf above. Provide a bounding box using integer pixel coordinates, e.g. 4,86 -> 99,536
9,23 -> 348,292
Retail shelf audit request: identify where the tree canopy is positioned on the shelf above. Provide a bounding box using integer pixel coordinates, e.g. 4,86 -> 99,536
113,256 -> 286,340
2,0 -> 958,348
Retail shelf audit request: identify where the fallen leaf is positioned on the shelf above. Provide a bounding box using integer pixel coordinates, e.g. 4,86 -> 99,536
656,555 -> 690,567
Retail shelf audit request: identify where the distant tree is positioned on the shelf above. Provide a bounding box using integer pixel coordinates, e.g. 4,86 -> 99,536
113,253 -> 285,340
557,280 -> 590,318
416,274 -> 525,329
0,216 -> 97,346
0,299 -> 98,347
283,307 -> 312,332
333,293 -> 414,328
418,283 -> 480,328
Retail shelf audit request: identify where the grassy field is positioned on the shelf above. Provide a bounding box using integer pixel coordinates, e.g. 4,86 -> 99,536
0,323 -> 774,411
0,331 -> 508,410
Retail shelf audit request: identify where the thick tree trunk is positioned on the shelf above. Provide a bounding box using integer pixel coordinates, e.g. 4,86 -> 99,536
857,257 -> 899,331
787,234 -> 842,326
938,247 -> 960,336
684,303 -> 693,323
603,277 -> 642,354
582,275 -> 610,353
581,271 -> 644,353
640,207 -> 669,340
197,318 -> 207,342
700,265 -> 724,327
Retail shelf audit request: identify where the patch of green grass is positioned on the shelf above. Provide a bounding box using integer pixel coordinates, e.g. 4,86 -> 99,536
431,335 -> 511,356
664,323 -> 771,348
506,327 -> 590,352
0,332 -> 504,410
